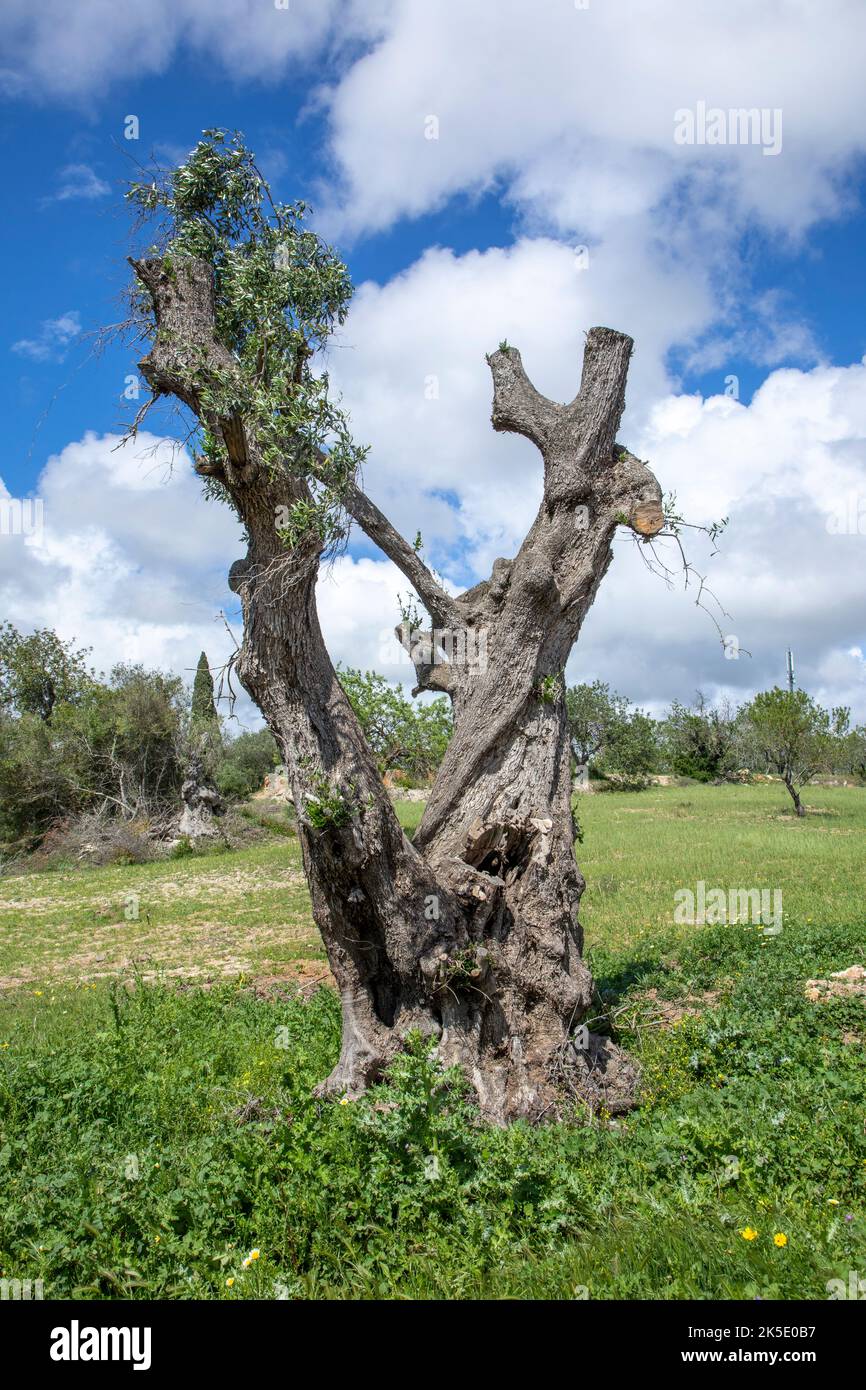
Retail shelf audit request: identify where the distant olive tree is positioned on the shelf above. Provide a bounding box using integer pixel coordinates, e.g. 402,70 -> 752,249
565,681 -> 628,766
215,727 -> 281,799
338,667 -> 452,783
597,708 -> 660,789
0,640 -> 186,843
566,681 -> 659,788
740,687 -> 845,816
0,623 -> 92,723
838,722 -> 866,780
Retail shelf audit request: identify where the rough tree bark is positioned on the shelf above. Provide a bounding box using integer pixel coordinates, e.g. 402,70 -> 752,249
133,253 -> 664,1124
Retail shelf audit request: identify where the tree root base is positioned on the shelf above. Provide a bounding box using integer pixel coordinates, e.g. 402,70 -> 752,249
555,1032 -> 641,1118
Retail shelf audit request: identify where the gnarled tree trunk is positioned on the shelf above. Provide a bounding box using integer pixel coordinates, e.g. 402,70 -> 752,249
135,254 -> 663,1124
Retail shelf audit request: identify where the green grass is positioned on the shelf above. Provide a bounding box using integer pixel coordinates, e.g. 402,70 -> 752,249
0,783 -> 864,1300
577,781 -> 865,956
0,838 -> 317,991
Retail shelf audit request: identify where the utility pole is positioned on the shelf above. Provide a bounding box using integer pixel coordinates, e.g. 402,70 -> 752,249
786,648 -> 795,692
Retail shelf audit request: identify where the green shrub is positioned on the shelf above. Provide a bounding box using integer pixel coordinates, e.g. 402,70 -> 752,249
216,728 -> 280,800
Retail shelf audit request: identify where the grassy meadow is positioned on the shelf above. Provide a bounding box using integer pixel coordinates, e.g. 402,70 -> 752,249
0,783 -> 864,1300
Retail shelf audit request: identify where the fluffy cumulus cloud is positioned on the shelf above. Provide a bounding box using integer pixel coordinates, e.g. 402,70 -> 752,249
330,237 -> 711,579
308,0 -> 862,381
577,359 -> 866,716
0,432 -> 248,711
317,0 -> 866,241
316,554 -> 417,685
4,0 -> 864,249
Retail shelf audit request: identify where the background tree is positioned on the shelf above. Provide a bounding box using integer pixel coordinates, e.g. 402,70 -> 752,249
565,680 -> 628,767
179,652 -> 224,836
837,721 -> 866,780
191,651 -> 220,726
566,681 -> 659,788
216,727 -> 280,800
0,708 -> 63,843
596,707 -> 659,789
338,667 -> 452,783
124,131 -> 668,1122
0,644 -> 186,844
740,687 -> 842,816
0,624 -> 92,723
107,663 -> 186,813
184,649 -> 223,779
664,692 -> 737,782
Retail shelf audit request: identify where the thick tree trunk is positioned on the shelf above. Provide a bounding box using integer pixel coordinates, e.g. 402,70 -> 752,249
135,255 -> 664,1124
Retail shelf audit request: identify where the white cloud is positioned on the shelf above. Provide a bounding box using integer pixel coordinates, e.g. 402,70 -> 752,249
317,554 -> 418,686
316,0 -> 866,244
0,433 -> 425,726
3,1 -> 864,252
0,0 -> 371,101
53,162 -> 110,201
11,310 -> 81,363
330,237 -> 712,583
573,358 -> 866,713
0,431 -> 249,711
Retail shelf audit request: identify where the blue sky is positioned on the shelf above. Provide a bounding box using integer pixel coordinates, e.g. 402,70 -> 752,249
2,0 -> 865,720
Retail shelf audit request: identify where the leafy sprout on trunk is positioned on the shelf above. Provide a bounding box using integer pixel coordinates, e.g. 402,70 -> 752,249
124,129 -> 367,549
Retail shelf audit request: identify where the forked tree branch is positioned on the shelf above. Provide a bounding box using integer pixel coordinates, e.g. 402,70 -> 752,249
487,345 -> 561,448
485,329 -> 663,528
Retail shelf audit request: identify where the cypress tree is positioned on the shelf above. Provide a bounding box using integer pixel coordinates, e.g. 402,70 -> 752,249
191,651 -> 219,725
